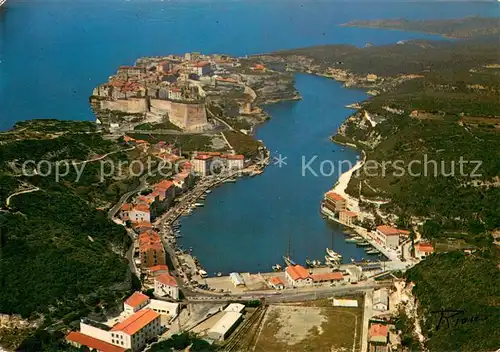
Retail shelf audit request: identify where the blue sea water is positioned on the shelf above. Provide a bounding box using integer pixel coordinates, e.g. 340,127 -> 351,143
0,0 -> 498,273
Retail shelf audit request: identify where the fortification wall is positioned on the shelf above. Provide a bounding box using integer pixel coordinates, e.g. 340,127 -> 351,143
100,98 -> 148,114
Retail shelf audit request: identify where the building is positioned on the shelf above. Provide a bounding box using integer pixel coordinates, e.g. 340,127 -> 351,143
190,61 -> 211,76
173,171 -> 192,193
154,180 -> 176,207
322,191 -> 346,215
147,299 -> 180,320
124,292 -> 150,316
224,303 -> 245,314
168,87 -> 182,101
128,204 -> 151,223
139,231 -> 166,268
415,242 -> 434,259
373,288 -> 389,311
375,225 -> 403,249
149,265 -> 169,276
154,273 -> 179,300
229,272 -> 245,287
110,309 -> 161,351
369,324 -> 388,344
268,276 -> 285,290
285,265 -> 312,287
207,312 -> 243,341
192,154 -> 213,176
332,298 -> 358,308
225,154 -> 245,170
339,211 -> 358,226
66,331 -> 127,352
311,272 -> 344,285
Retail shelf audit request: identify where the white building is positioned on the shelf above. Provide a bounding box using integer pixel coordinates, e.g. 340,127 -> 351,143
128,204 -> 151,223
415,242 -> 434,259
229,272 -> 245,287
154,273 -> 180,300
190,61 -> 211,76
110,309 -> 161,351
192,155 -> 213,176
285,265 -> 312,287
124,291 -> 150,316
225,154 -> 245,170
207,312 -> 242,341
375,225 -> 403,249
147,299 -> 180,321
268,276 -> 285,290
224,303 -> 245,314
332,298 -> 359,308
373,288 -> 389,311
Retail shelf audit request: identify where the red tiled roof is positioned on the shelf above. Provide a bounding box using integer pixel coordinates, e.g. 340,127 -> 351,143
376,225 -> 401,236
121,203 -> 132,211
155,273 -> 178,287
269,276 -> 284,286
193,61 -> 210,67
326,191 -> 345,202
150,265 -> 169,273
226,154 -> 244,160
286,265 -> 310,281
340,211 -> 357,217
111,309 -> 160,335
124,291 -> 150,308
311,272 -> 343,282
133,221 -> 153,229
369,324 -> 388,337
253,64 -> 265,70
417,243 -> 434,253
133,204 -> 150,213
66,332 -> 127,352
156,180 -> 174,191
195,155 -> 212,160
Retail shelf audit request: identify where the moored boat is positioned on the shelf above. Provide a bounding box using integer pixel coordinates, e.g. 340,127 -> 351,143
356,241 -> 370,247
283,255 -> 296,267
0,0 -> 6,8
272,264 -> 282,271
326,248 -> 343,259
345,237 -> 358,243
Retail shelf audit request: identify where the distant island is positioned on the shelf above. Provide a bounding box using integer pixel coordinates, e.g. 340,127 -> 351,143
342,16 -> 500,39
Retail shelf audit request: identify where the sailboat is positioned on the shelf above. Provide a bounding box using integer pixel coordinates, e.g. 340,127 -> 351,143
326,248 -> 343,260
283,235 -> 296,267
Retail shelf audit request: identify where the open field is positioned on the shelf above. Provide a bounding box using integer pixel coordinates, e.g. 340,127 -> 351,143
236,299 -> 363,352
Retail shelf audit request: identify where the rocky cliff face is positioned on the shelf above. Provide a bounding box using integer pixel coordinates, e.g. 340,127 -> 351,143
239,71 -> 301,104
333,110 -> 384,150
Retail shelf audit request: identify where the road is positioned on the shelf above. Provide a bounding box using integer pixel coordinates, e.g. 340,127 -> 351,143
107,173 -> 150,219
5,187 -> 40,208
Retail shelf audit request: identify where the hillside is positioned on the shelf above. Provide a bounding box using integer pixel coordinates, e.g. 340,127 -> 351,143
0,120 -> 137,351
262,19 -> 500,351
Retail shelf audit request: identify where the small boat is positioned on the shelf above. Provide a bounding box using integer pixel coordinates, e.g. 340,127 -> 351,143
366,249 -> 380,255
350,257 -> 356,263
272,264 -> 282,272
305,258 -> 314,268
345,237 -> 358,243
313,260 -> 322,266
175,234 -> 182,238
194,202 -> 204,207
356,241 -> 370,247
223,178 -> 237,183
205,190 -> 212,194
216,272 -> 222,277
326,248 -> 343,259
199,270 -> 208,278
283,256 -> 296,267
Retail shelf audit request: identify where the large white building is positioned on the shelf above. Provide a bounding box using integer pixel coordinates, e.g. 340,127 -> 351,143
154,273 -> 180,300
374,225 -> 408,249
373,288 -> 389,311
110,309 -> 161,351
192,155 -> 213,176
207,312 -> 243,341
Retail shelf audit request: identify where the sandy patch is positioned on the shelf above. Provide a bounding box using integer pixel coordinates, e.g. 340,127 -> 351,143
267,305 -> 328,345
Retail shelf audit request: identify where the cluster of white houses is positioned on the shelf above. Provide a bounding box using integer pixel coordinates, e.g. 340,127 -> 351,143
66,292 -> 180,352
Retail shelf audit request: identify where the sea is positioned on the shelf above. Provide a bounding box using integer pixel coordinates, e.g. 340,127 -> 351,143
0,0 -> 498,274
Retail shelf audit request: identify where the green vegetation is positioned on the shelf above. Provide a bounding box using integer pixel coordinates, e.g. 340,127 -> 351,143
406,250 -> 500,351
12,119 -> 97,133
223,131 -> 263,158
149,333 -> 216,352
134,121 -> 182,131
127,133 -> 212,152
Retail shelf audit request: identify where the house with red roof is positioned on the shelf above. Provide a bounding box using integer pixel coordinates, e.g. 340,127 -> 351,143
285,265 -> 312,287
189,61 -> 212,76
375,225 -> 408,249
415,242 -> 434,259
124,292 -> 150,315
369,323 -> 389,344
154,273 -> 179,300
268,276 -> 285,290
149,265 -> 169,276
128,203 -> 151,223
66,331 -> 127,352
339,210 -> 358,226
310,272 -> 344,284
139,230 -> 166,268
111,309 -> 161,350
322,191 -> 346,215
